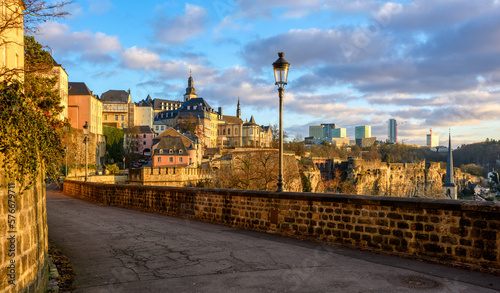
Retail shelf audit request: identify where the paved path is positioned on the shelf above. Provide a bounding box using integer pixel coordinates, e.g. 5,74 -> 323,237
46,185 -> 500,292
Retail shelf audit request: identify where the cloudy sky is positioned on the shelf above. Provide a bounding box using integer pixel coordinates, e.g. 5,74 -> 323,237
35,0 -> 500,147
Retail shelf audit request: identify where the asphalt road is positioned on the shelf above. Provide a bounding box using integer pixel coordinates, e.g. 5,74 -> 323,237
46,184 -> 500,293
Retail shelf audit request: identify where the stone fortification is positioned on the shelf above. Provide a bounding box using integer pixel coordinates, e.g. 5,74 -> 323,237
1,157 -> 49,293
344,158 -> 473,198
128,167 -> 210,186
63,180 -> 500,275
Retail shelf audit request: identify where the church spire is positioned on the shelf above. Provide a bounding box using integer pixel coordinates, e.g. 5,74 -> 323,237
443,131 -> 457,199
237,97 -> 241,119
184,73 -> 197,102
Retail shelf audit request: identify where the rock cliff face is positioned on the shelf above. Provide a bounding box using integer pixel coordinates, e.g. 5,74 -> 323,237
343,158 -> 463,198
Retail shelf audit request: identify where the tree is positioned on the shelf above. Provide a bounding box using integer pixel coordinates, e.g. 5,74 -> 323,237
0,79 -> 66,193
270,123 -> 288,148
212,150 -> 300,191
123,127 -> 142,168
178,115 -> 205,150
24,35 -> 62,115
287,134 -> 305,156
323,167 -> 356,194
0,34 -> 70,192
103,126 -> 124,164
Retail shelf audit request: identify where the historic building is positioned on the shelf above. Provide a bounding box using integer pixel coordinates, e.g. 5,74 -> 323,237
68,82 -> 102,135
52,58 -> 69,121
153,97 -> 182,115
67,81 -> 106,167
153,75 -> 272,150
134,95 -> 154,128
152,127 -> 200,167
0,0 -> 24,81
124,125 -> 156,156
101,89 -> 134,129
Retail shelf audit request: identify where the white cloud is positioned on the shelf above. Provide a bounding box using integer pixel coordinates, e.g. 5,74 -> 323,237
154,4 -> 209,44
36,22 -> 121,63
121,47 -> 161,70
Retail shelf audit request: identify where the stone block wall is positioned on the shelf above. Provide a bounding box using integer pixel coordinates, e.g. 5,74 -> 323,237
128,167 -> 210,186
63,180 -> 500,274
1,158 -> 49,293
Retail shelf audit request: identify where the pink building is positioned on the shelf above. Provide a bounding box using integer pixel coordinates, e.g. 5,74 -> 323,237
124,126 -> 156,156
152,136 -> 197,167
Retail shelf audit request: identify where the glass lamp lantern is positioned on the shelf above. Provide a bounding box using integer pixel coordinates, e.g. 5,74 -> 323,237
272,52 -> 290,88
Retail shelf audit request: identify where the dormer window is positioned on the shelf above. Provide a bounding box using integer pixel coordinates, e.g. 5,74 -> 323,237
179,149 -> 183,154
187,106 -> 191,110
169,149 -> 173,154
194,105 -> 197,110
159,149 -> 163,154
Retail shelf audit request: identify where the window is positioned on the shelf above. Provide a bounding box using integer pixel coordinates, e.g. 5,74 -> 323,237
157,157 -> 161,163
121,115 -> 124,121
169,157 -> 173,163
169,149 -> 173,154
228,128 -> 231,135
143,141 -> 146,145
187,106 -> 190,110
179,157 -> 183,163
121,123 -> 124,128
179,149 -> 183,154
223,129 -> 225,135
156,126 -> 159,130
115,115 -> 118,121
104,115 -> 107,120
161,126 -> 164,130
235,128 -> 238,135
159,149 -> 163,154
189,158 -> 192,164
143,134 -> 146,138
250,129 -> 253,134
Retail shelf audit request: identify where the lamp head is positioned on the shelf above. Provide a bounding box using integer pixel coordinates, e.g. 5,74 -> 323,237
272,52 -> 290,88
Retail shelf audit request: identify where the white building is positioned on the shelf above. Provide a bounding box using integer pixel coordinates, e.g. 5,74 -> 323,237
427,130 -> 439,147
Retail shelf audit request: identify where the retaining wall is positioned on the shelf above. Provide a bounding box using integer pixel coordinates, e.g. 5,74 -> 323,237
62,180 -> 500,274
1,161 -> 49,293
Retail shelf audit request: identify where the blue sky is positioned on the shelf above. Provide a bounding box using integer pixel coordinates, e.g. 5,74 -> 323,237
35,0 -> 500,147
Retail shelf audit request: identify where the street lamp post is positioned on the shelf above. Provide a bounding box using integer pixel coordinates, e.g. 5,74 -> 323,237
272,52 -> 290,192
83,121 -> 90,181
64,146 -> 68,178
74,154 -> 77,177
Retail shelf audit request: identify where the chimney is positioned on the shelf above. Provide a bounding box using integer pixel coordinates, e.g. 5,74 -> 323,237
218,107 -> 223,117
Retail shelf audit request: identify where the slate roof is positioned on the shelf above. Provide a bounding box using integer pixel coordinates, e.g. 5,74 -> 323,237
136,95 -> 153,107
68,82 -> 92,96
100,90 -> 130,103
244,116 -> 257,126
154,136 -> 188,156
153,98 -> 182,110
124,126 -> 154,134
222,115 -> 243,124
155,128 -> 196,148
261,125 -> 271,132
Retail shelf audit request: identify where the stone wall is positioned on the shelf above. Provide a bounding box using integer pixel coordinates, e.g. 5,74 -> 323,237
63,180 -> 500,274
128,167 -> 210,186
1,157 -> 49,293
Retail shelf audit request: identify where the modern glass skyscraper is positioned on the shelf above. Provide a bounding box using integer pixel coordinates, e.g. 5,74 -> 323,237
355,126 -> 371,139
389,119 -> 397,143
